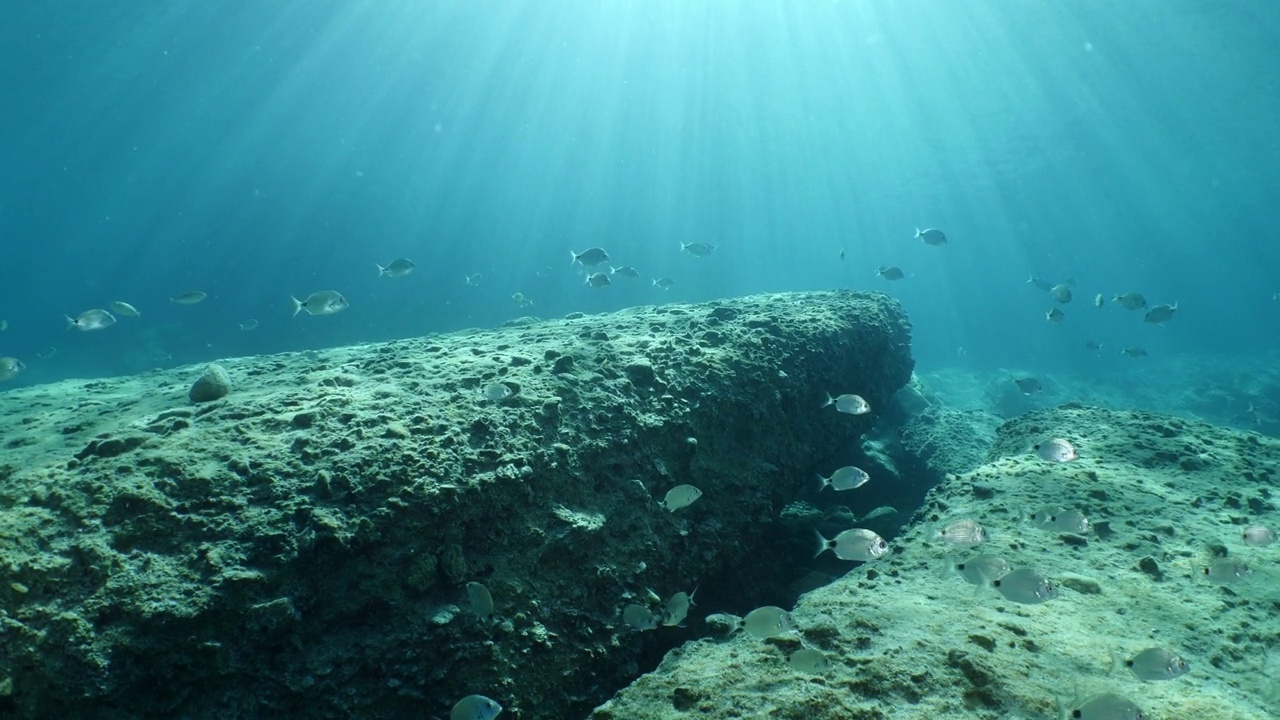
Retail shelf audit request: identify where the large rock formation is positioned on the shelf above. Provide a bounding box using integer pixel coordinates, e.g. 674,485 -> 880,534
0,290 -> 913,719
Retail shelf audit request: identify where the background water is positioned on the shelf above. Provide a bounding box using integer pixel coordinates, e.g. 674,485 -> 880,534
2,1 -> 1279,390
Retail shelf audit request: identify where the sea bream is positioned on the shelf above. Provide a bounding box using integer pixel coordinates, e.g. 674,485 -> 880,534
291,290 -> 348,317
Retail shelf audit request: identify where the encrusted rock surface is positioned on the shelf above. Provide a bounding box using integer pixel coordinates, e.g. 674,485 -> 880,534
0,290 -> 912,719
593,405 -> 1277,719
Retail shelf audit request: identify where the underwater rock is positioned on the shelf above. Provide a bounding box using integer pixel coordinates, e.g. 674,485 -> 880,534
0,290 -> 912,720
188,363 -> 232,403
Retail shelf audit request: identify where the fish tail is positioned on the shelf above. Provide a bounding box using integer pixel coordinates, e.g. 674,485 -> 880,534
570,250 -> 579,265
290,296 -> 303,318
814,474 -> 829,492
821,392 -> 834,408
914,227 -> 922,238
63,315 -> 76,330
813,530 -> 831,558
376,263 -> 386,276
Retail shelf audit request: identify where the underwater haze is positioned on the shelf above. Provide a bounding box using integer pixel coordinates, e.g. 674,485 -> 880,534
2,0 -> 1280,384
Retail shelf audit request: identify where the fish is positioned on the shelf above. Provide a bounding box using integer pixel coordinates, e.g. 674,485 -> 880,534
1029,507 -> 1090,534
788,648 -> 830,674
1050,284 -> 1072,303
992,568 -> 1058,604
741,606 -> 795,638
661,589 -> 695,626
1121,346 -> 1147,358
1035,438 -> 1078,462
479,382 -> 512,401
1085,340 -> 1104,351
680,241 -> 715,257
65,309 -> 116,331
611,266 -> 641,279
1144,303 -> 1178,324
816,466 -> 871,491
0,357 -> 25,382
291,291 -> 348,317
1113,292 -> 1148,310
1201,558 -> 1251,584
1058,693 -> 1144,720
661,484 -> 703,512
1242,524 -> 1276,546
1046,308 -> 1066,323
0,319 -> 6,331
1094,293 -> 1104,308
585,272 -> 611,288
652,277 -> 676,290
814,528 -> 890,561
35,347 -> 57,359
109,301 -> 140,317
464,273 -> 483,286
376,258 -> 416,277
622,603 -> 659,631
914,227 -> 947,245
1114,647 -> 1190,681
466,581 -> 494,620
838,249 -> 846,261
876,265 -> 905,280
170,291 -> 208,305
954,554 -> 1011,585
571,247 -> 610,267
511,292 -> 534,308
933,519 -> 986,547
450,694 -> 503,720
1027,276 -> 1054,292
239,319 -> 259,331
822,392 -> 871,415
1014,377 -> 1043,395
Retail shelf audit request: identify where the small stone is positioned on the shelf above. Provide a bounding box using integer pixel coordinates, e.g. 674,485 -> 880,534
189,363 -> 232,404
1137,557 -> 1163,581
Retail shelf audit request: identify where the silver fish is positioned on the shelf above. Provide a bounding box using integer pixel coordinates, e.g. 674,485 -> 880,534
816,466 -> 870,492
1035,438 -> 1078,462
170,291 -> 208,305
1242,524 -> 1276,546
742,606 -> 794,638
788,647 -> 830,674
1059,693 -> 1144,720
914,227 -> 947,245
933,519 -> 986,547
1144,302 -> 1178,324
466,581 -> 494,619
480,382 -> 512,401
877,265 -> 905,280
0,357 -> 25,382
652,277 -> 676,290
109,301 -> 140,317
1201,558 -> 1251,584
611,266 -> 641,278
1029,507 -> 1090,534
451,694 -> 503,720
571,247 -> 610,267
585,272 -> 611,288
464,273 -> 483,286
992,568 -> 1058,604
622,603 -> 658,631
661,484 -> 703,512
814,528 -> 889,561
1046,307 -> 1066,323
823,392 -> 871,415
291,291 -> 348,317
376,258 -> 416,277
1121,346 -> 1147,358
1113,292 -> 1148,310
661,589 -> 695,626
1085,340 -> 1104,351
511,292 -> 533,308
1118,647 -> 1189,681
65,309 -> 116,331
681,241 -> 715,257
1094,293 -> 1104,308
954,554 -> 1011,585
1014,377 -> 1043,395
239,319 -> 259,331
1050,284 -> 1072,303
1027,276 -> 1054,292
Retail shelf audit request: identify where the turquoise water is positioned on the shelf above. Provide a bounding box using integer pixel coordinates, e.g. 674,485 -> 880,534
2,1 -> 1278,381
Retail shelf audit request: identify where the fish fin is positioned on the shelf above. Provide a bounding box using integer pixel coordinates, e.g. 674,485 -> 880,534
914,227 -> 922,238
813,530 -> 831,558
821,392 -> 834,408
290,296 -> 304,318
1107,650 -> 1124,676
814,474 -> 829,492
63,315 -> 76,330
569,250 -> 579,265
376,263 -> 386,276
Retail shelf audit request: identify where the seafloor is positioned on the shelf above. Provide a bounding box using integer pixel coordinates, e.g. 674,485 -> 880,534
1,290 -> 1276,719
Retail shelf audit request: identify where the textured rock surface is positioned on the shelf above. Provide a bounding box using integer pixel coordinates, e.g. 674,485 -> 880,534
188,363 -> 232,404
593,405 -> 1277,719
0,290 -> 912,719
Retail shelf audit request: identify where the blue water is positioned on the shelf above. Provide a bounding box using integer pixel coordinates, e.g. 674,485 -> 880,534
3,1 -> 1279,386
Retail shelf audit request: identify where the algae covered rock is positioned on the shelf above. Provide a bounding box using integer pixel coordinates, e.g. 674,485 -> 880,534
188,362 -> 231,403
0,290 -> 912,720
